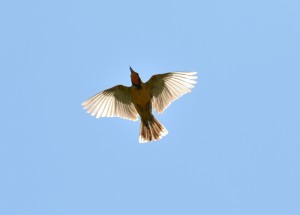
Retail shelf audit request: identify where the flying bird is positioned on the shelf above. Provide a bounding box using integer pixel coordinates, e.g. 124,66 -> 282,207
82,67 -> 197,143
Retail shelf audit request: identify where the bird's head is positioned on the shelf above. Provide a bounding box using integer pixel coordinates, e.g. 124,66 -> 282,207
130,67 -> 142,88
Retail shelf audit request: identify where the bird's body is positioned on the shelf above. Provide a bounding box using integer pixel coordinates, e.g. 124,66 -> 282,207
82,67 -> 197,143
131,81 -> 151,120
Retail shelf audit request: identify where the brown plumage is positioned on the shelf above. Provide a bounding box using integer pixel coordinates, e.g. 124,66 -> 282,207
82,67 -> 197,143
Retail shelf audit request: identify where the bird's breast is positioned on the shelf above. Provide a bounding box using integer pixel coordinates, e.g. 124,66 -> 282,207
131,86 -> 151,106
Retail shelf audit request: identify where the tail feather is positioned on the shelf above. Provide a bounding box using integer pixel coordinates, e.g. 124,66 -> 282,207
139,116 -> 168,143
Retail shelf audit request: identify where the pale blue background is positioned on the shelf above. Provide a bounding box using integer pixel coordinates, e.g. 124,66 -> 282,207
1,0 -> 299,214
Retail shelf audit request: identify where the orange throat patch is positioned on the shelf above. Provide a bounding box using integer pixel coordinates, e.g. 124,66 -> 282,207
131,73 -> 140,85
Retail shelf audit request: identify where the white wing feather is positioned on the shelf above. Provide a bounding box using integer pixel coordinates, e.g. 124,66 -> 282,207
82,85 -> 138,121
146,72 -> 197,113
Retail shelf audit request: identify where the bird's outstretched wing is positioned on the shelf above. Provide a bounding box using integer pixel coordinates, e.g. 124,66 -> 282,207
82,85 -> 138,121
146,72 -> 197,113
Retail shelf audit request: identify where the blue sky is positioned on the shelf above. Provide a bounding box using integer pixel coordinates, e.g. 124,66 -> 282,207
1,0 -> 300,214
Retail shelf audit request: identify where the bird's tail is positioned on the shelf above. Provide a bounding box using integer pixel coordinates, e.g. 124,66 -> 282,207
139,116 -> 168,143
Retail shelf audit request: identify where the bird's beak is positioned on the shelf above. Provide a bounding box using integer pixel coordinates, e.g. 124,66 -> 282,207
130,66 -> 135,73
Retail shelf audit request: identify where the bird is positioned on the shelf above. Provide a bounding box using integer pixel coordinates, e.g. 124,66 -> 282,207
82,67 -> 197,143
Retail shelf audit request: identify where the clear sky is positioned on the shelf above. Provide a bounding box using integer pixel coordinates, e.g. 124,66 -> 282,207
1,0 -> 300,214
